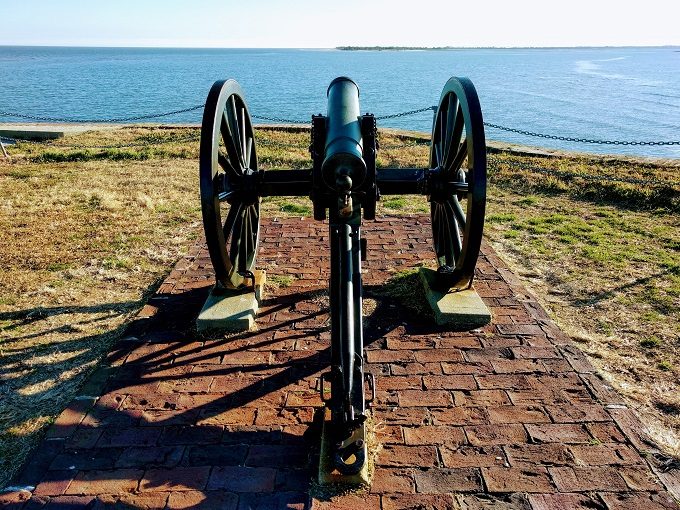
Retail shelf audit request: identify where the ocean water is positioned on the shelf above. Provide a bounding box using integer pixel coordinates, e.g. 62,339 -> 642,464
0,46 -> 679,158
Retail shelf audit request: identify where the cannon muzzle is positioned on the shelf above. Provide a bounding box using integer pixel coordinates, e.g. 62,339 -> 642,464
322,77 -> 367,191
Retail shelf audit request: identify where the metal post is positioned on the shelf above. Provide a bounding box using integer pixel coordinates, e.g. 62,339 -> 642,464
0,139 -> 8,159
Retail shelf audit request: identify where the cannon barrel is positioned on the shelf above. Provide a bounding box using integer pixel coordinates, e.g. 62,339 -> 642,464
322,77 -> 367,191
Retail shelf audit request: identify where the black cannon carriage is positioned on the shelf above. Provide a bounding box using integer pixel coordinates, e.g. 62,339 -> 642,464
199,76 -> 486,477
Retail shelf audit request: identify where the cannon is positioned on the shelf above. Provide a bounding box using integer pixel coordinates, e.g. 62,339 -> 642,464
199,76 -> 486,477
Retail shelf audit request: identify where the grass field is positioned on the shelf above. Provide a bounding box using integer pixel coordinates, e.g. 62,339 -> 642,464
0,125 -> 678,487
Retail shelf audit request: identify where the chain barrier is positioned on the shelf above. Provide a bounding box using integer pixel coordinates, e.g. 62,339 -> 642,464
0,105 -> 204,124
484,123 -> 680,147
376,106 -> 436,120
2,102 -> 680,146
251,114 -> 309,124
488,156 -> 680,188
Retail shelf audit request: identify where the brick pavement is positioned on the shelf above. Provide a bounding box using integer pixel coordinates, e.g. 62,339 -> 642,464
2,216 -> 678,509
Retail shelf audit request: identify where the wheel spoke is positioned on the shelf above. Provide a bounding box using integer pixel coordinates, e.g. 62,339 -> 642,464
434,142 -> 442,167
451,196 -> 466,227
443,94 -> 459,164
443,104 -> 464,173
246,137 -> 253,171
444,199 -> 463,259
221,110 -> 242,173
229,205 -> 245,269
446,138 -> 468,175
238,207 -> 249,272
240,107 -> 247,161
230,96 -> 245,168
222,201 -> 242,240
218,152 -> 240,177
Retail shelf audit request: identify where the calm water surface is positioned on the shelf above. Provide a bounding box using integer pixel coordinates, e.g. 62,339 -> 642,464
1,46 -> 679,157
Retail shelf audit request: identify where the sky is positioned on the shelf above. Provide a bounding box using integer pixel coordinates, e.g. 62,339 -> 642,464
1,0 -> 679,48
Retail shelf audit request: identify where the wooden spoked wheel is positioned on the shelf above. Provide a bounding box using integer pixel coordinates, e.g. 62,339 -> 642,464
200,79 -> 260,290
429,77 -> 487,290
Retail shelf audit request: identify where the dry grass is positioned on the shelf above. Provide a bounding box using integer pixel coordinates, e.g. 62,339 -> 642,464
0,125 -> 678,487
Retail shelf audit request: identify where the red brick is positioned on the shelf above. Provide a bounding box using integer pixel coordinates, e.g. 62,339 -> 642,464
453,390 -> 510,407
221,350 -> 271,365
32,470 -> 77,497
375,407 -> 429,426
423,375 -> 477,390
65,469 -> 143,495
598,492 -> 679,510
442,361 -> 494,375
96,427 -> 162,448
207,466 -> 276,492
403,426 -> 466,446
490,359 -> 547,374
381,494 -> 456,510
486,406 -> 550,424
375,424 -> 404,444
618,467 -> 664,491
312,494 -> 381,509
438,336 -> 482,349
510,346 -> 560,359
386,337 -> 437,350
96,492 -> 170,509
245,445 -> 308,468
254,406 -> 314,426
481,467 -> 553,493
45,398 -> 96,439
159,425 -> 223,445
414,468 -> 483,493
41,496 -> 96,508
378,445 -> 438,467
504,444 -> 573,468
525,424 -> 591,444
586,422 -> 626,443
456,493 -> 531,509
475,374 -> 532,390
548,466 -> 627,491
527,493 -> 601,510
391,362 -> 442,376
116,446 -> 185,468
567,443 -> 642,466
399,390 -> 452,407
376,376 -> 423,391
430,407 -> 487,426
370,469 -> 415,493
414,349 -> 464,363
496,324 -> 545,336
366,350 -> 415,363
49,448 -> 119,471
545,404 -> 611,423
465,425 -> 528,446
167,491 -> 238,510
139,466 -> 210,492
440,446 -> 507,468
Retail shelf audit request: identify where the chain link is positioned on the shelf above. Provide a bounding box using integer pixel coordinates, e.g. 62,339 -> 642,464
251,114 -> 310,124
488,156 -> 680,188
376,106 -> 436,120
0,105 -> 204,123
485,123 -> 680,146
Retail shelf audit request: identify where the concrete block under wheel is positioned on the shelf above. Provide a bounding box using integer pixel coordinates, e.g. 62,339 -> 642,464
196,270 -> 266,333
419,267 -> 491,328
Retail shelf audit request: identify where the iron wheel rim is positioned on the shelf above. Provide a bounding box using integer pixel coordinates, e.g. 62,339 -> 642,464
429,77 -> 487,288
200,79 -> 260,289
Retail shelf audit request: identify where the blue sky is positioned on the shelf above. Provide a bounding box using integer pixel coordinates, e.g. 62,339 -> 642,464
1,0 -> 679,48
